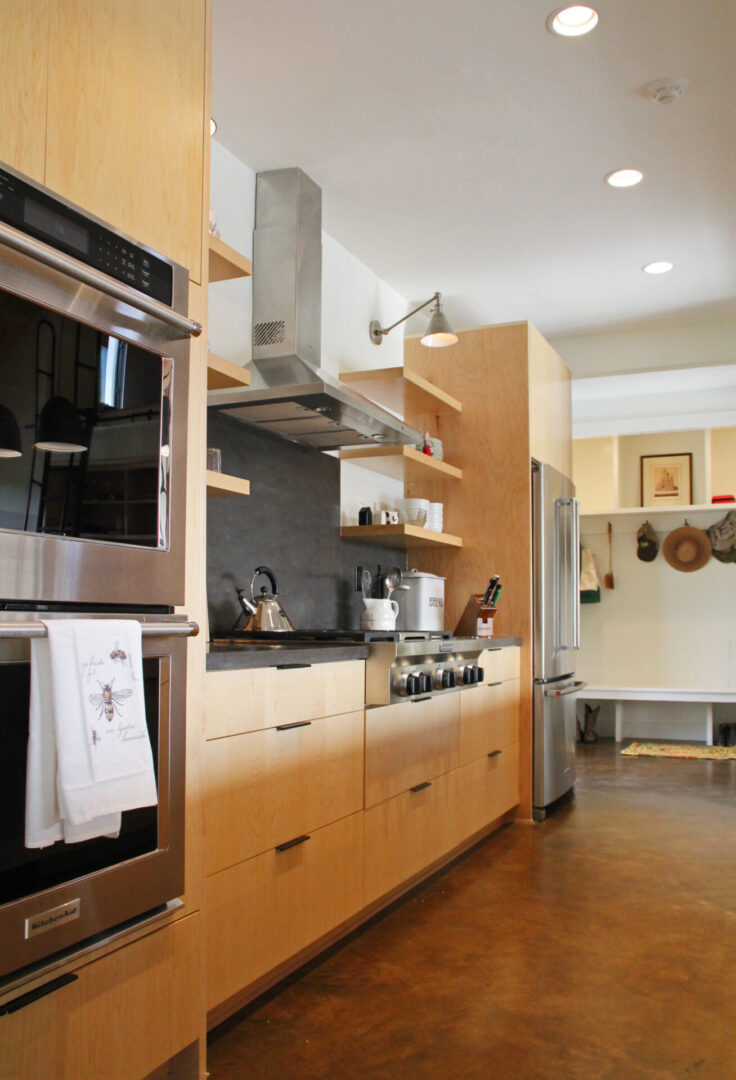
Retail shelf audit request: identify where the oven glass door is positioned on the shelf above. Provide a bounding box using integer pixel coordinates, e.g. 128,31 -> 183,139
0,655 -> 165,907
0,286 -> 171,549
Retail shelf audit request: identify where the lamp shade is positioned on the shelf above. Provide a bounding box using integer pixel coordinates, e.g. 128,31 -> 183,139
35,396 -> 88,453
420,304 -> 458,348
0,404 -> 22,457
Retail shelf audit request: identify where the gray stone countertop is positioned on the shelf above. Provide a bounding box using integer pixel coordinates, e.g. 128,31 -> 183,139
205,637 -> 522,671
206,641 -> 371,671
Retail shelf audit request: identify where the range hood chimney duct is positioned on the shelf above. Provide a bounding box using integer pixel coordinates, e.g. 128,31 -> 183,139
207,167 -> 423,451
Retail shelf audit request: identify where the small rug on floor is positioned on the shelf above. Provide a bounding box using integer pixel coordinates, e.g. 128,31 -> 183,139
622,741 -> 736,760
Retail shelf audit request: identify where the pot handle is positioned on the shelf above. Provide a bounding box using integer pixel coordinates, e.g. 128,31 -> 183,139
251,565 -> 279,598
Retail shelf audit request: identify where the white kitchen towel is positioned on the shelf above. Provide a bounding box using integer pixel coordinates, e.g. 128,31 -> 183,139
25,637 -> 121,848
24,620 -> 157,848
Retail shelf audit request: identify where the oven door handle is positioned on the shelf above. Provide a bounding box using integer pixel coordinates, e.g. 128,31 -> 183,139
0,221 -> 202,339
0,620 -> 199,639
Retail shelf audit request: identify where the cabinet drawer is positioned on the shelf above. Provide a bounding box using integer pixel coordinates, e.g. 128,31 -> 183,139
2,914 -> 200,1080
459,679 -> 520,766
453,742 -> 520,843
365,693 -> 459,808
205,660 -> 365,739
206,813 -> 364,1012
364,771 -> 460,905
479,646 -> 520,684
204,709 -> 364,875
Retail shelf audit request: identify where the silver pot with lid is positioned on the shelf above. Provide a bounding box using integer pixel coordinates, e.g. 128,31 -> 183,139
396,568 -> 445,631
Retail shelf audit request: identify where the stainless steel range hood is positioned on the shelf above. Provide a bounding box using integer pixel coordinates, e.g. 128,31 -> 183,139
207,168 -> 422,451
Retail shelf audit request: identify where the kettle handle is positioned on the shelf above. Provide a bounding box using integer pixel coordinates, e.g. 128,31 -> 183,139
251,565 -> 279,599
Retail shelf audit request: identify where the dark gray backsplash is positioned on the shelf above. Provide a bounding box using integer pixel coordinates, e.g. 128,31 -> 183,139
206,411 -> 406,633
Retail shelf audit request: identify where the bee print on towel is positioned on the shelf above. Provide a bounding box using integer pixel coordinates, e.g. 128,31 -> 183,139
109,643 -> 127,663
88,678 -> 133,723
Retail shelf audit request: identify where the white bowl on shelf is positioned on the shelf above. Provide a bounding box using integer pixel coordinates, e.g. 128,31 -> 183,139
402,498 -> 430,527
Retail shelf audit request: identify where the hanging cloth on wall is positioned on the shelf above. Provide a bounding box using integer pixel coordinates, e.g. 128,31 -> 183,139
580,547 -> 601,604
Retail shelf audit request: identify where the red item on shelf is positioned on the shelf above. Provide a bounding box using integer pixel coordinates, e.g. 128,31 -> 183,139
712,495 -> 735,503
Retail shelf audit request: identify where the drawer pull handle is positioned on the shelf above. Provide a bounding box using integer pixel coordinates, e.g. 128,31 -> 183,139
411,696 -> 432,704
488,749 -> 503,759
276,834 -> 311,852
276,663 -> 312,670
486,681 -> 503,688
410,781 -> 432,793
0,972 -> 78,1015
275,720 -> 312,731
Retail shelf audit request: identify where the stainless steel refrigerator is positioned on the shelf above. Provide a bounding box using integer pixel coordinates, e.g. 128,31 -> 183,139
532,460 -> 585,821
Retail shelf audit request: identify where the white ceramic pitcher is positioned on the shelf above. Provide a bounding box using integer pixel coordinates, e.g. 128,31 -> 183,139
360,597 -> 399,630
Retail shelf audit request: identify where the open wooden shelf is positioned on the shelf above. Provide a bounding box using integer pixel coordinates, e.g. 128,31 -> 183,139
340,524 -> 463,549
208,235 -> 252,282
207,353 -> 251,391
340,367 -> 462,418
206,471 -> 250,498
339,444 -> 462,483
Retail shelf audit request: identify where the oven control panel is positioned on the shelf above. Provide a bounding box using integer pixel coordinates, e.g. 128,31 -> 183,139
0,166 -> 173,305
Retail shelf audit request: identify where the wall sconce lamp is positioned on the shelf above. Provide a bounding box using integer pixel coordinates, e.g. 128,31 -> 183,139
0,404 -> 22,457
369,291 -> 458,348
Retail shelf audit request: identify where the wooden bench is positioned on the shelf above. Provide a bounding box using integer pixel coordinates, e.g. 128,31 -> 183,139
578,688 -> 736,746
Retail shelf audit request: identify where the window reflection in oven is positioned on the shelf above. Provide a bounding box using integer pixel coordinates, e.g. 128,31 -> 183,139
0,657 -> 161,906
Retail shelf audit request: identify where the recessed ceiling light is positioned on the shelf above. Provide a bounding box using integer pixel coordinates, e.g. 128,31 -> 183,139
605,169 -> 644,188
547,6 -> 599,36
643,261 -> 674,275
209,117 -> 218,136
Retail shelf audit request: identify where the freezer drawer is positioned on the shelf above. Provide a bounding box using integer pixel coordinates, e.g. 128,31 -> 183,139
533,678 -> 582,819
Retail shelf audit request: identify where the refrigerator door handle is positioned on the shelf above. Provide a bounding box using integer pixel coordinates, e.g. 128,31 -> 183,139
555,497 -> 578,651
544,680 -> 587,697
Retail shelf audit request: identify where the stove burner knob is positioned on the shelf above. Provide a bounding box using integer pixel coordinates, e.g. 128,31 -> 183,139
433,667 -> 447,690
442,668 -> 455,689
476,666 -> 485,683
407,673 -> 423,696
462,665 -> 477,685
395,672 -> 419,697
418,672 -> 433,695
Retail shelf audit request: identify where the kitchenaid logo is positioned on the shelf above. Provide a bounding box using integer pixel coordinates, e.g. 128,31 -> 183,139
25,900 -> 80,939
429,597 -> 444,607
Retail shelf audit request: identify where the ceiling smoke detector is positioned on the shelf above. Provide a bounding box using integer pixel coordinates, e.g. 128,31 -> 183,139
646,78 -> 688,105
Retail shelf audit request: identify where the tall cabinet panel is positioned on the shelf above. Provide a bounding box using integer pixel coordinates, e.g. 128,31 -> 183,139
45,0 -> 206,282
0,1 -> 49,181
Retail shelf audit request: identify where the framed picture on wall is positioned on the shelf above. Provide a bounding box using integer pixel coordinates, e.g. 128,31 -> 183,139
640,452 -> 693,507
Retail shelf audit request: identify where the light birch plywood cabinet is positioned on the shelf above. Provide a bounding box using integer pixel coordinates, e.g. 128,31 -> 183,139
44,0 -> 207,283
404,325 -> 571,821
2,914 -> 202,1080
0,1 -> 49,182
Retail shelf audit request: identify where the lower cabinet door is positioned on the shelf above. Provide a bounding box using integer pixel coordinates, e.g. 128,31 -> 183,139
363,771 -> 460,905
2,914 -> 201,1080
453,742 -> 520,841
459,679 -> 520,766
206,812 -> 364,1013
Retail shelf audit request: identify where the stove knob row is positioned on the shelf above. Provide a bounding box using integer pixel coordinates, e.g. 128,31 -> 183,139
433,667 -> 456,690
457,664 -> 484,685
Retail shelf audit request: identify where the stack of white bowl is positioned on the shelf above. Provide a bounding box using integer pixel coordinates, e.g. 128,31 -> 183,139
402,498 -> 429,527
427,502 -> 444,532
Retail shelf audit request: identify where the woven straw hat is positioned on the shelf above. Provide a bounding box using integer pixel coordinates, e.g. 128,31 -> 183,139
662,525 -> 712,572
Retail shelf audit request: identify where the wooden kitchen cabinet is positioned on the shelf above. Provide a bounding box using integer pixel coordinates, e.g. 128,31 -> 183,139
206,812 -> 364,1014
204,709 -> 364,875
204,660 -> 365,739
44,0 -> 207,283
364,771 -> 460,905
453,743 -> 520,843
365,693 -> 460,808
2,914 -> 202,1080
0,2 -> 49,182
459,680 -> 520,766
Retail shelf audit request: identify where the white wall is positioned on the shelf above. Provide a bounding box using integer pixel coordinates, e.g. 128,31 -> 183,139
208,140 -> 408,520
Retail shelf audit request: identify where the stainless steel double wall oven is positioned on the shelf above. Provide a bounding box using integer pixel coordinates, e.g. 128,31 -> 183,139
0,163 -> 199,987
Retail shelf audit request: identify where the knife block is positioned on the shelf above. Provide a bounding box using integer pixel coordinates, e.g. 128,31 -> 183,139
454,594 -> 496,638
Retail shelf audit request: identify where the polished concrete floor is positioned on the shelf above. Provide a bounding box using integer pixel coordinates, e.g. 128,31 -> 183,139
208,741 -> 736,1079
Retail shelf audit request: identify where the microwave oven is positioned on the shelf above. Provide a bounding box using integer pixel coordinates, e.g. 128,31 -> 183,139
0,161 -> 200,610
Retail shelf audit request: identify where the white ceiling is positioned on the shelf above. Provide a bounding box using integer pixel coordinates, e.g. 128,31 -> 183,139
212,0 -> 736,346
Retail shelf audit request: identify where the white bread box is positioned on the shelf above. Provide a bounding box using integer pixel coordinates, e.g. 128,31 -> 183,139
396,569 -> 445,631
